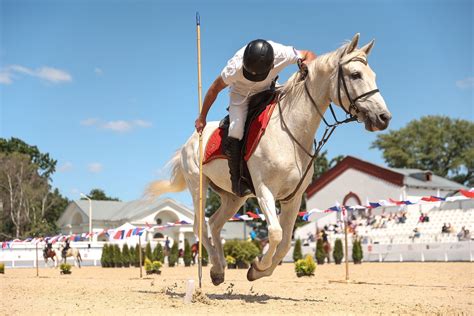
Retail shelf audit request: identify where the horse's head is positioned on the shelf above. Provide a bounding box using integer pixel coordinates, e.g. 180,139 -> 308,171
329,33 -> 391,131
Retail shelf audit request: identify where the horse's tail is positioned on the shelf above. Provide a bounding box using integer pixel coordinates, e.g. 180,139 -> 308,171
146,149 -> 186,198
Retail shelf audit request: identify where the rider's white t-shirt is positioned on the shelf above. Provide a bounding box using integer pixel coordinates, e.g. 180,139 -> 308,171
221,41 -> 301,99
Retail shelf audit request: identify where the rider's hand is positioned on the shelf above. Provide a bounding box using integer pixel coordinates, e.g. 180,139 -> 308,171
195,115 -> 206,134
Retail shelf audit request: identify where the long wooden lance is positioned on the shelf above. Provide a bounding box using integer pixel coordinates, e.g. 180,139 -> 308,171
196,12 -> 203,289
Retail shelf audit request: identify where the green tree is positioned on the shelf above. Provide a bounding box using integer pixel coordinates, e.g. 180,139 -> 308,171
372,116 -> 474,186
152,243 -> 164,263
122,244 -> 130,267
82,188 -> 120,201
293,238 -> 303,262
0,137 -> 57,179
168,242 -> 179,267
352,239 -> 363,264
113,244 -> 123,267
101,244 -> 109,267
333,239 -> 344,264
134,245 -> 141,267
145,242 -> 152,261
129,246 -> 135,266
183,239 -> 192,267
315,239 -> 326,265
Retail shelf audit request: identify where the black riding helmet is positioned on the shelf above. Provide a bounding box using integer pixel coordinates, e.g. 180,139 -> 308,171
243,39 -> 274,82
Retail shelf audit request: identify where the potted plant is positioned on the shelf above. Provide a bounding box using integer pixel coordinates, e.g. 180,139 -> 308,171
352,239 -> 363,264
333,239 -> 344,265
60,263 -> 72,275
293,238 -> 303,262
183,240 -> 192,267
294,255 -> 316,277
152,261 -> 162,275
315,239 -> 326,265
223,240 -> 260,269
226,255 -> 236,269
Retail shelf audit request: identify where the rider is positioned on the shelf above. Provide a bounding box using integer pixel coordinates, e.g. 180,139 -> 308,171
62,239 -> 70,257
195,39 -> 316,197
43,239 -> 52,256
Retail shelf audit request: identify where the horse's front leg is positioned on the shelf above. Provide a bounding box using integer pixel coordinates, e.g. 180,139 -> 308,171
248,196 -> 301,281
253,184 -> 281,272
208,191 -> 246,286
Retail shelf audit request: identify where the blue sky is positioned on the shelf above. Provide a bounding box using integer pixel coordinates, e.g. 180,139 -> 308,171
1,0 -> 472,207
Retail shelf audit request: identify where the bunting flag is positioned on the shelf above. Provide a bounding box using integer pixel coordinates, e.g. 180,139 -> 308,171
460,189 -> 474,198
126,229 -> 133,238
246,211 -> 260,219
113,230 -> 124,240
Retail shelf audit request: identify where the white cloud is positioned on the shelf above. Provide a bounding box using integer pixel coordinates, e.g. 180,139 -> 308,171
58,162 -> 73,172
0,64 -> 72,84
456,77 -> 474,89
94,67 -> 103,75
81,118 -> 152,133
87,162 -> 103,173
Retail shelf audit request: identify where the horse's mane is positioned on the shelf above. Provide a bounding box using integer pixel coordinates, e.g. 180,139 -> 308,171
280,43 -> 350,101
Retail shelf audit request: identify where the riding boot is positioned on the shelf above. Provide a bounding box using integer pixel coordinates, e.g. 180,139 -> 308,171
224,137 -> 252,197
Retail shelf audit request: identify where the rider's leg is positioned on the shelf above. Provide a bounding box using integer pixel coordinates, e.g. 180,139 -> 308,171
226,96 -> 251,197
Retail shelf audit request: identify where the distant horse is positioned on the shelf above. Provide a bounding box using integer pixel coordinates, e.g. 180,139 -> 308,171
59,245 -> 82,268
43,248 -> 58,268
323,241 -> 332,263
147,34 -> 391,285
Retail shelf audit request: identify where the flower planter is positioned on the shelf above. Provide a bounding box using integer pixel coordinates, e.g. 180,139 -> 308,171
60,270 -> 72,275
236,261 -> 249,269
227,263 -> 236,269
146,270 -> 162,275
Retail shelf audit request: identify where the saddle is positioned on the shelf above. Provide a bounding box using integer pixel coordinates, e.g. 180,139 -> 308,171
203,89 -> 279,193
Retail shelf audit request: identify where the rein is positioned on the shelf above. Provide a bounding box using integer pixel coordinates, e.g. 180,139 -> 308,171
279,57 -> 379,202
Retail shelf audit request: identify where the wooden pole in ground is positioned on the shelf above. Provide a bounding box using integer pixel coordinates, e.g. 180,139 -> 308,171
196,11 -> 203,289
36,242 -> 39,277
138,235 -> 143,278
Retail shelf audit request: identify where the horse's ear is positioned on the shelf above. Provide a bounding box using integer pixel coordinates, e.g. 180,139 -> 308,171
360,39 -> 375,56
345,33 -> 360,54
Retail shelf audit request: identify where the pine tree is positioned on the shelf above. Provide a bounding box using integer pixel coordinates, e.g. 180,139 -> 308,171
122,244 -> 130,267
145,241 -> 152,261
168,242 -> 179,267
352,239 -> 363,264
101,244 -> 108,267
201,244 -> 209,267
315,239 -> 326,265
134,245 -> 140,267
129,246 -> 135,266
333,239 -> 344,264
152,243 -> 164,263
114,244 -> 123,268
183,239 -> 192,267
293,238 -> 303,262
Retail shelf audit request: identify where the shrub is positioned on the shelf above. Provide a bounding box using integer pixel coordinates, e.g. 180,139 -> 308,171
315,239 -> 326,265
183,239 -> 192,267
122,244 -> 130,267
113,244 -> 123,268
60,263 -> 72,274
129,246 -> 135,265
223,240 -> 260,268
0,262 -> 4,274
333,239 -> 344,264
144,257 -> 153,272
145,242 -> 153,263
352,239 -> 363,264
152,243 -> 164,263
225,255 -> 236,265
101,244 -> 109,267
293,238 -> 303,262
152,261 -> 162,272
201,244 -> 209,267
168,242 -> 179,267
294,255 -> 316,277
134,245 -> 140,267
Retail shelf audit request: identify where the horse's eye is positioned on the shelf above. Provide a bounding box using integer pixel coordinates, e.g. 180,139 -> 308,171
351,72 -> 361,80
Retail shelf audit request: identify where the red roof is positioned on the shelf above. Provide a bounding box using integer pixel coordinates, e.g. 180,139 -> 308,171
305,156 -> 404,198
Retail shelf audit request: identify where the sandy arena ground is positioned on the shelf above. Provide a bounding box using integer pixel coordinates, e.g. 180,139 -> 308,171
1,262 -> 473,315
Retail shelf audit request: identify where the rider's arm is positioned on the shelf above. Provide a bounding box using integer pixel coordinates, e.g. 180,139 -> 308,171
195,75 -> 228,133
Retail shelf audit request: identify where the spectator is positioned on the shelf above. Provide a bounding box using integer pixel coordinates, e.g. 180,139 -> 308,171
442,223 -> 448,233
457,226 -> 471,241
250,226 -> 257,241
418,212 -> 425,223
423,213 -> 430,222
447,223 -> 455,234
411,228 -> 421,241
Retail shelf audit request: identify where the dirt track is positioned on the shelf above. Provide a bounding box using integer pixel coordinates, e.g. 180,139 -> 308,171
1,262 -> 473,315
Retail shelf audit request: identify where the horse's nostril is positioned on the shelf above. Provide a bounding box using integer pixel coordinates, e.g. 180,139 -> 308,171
379,113 -> 390,123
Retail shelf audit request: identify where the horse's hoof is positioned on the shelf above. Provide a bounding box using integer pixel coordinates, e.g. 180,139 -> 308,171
246,263 -> 259,282
210,270 -> 225,286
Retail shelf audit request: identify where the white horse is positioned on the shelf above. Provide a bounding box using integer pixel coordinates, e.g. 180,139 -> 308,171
147,34 -> 391,285
58,245 -> 82,268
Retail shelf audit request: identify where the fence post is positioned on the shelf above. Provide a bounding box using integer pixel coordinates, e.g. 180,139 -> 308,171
36,243 -> 39,277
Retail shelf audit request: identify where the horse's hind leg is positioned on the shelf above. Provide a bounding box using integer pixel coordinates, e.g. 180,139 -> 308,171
208,189 -> 246,286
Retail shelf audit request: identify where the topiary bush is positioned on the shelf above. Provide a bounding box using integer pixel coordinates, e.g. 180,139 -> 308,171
0,262 -> 5,274
201,244 -> 209,267
223,240 -> 260,269
145,242 -> 153,262
168,242 -> 179,267
295,255 -> 316,277
122,244 -> 130,267
101,244 -> 109,267
152,243 -> 164,263
183,239 -> 192,267
293,238 -> 303,262
113,244 -> 123,268
315,239 -> 326,265
226,255 -> 236,269
352,239 -> 363,264
129,246 -> 135,266
134,245 -> 140,267
60,263 -> 72,274
333,239 -> 344,264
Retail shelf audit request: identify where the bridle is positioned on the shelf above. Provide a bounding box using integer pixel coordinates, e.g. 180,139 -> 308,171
279,56 -> 380,202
